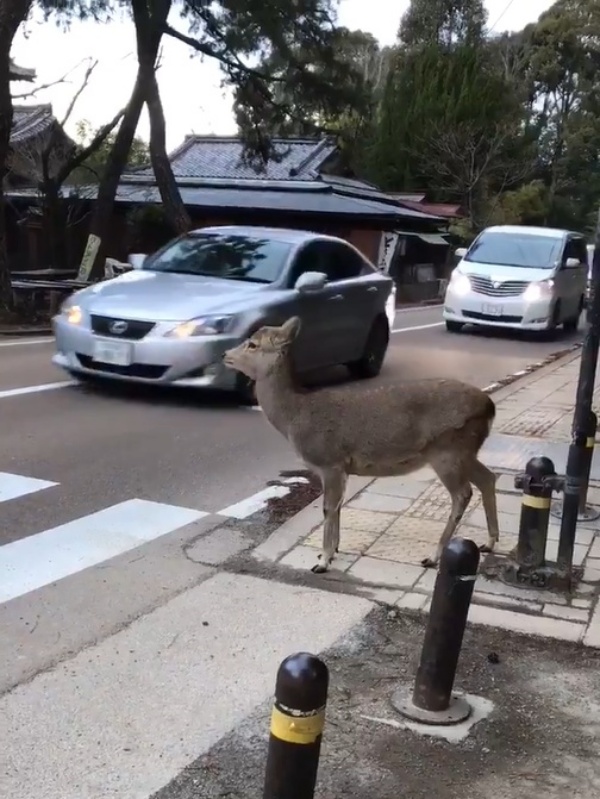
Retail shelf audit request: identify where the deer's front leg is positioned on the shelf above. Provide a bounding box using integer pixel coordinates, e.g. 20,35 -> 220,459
312,469 -> 347,574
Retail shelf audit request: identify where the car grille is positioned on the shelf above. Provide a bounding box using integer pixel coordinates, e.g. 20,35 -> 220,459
467,275 -> 528,297
90,314 -> 155,340
463,311 -> 523,324
77,354 -> 168,380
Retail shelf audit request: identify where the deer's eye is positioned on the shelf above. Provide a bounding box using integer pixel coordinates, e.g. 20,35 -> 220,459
247,340 -> 258,350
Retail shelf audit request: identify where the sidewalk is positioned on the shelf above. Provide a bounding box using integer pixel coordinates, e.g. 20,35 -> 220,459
251,348 -> 600,646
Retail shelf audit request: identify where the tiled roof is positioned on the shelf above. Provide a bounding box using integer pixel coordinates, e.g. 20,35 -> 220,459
73,179 -> 443,225
131,135 -> 338,181
9,59 -> 36,82
10,105 -> 55,145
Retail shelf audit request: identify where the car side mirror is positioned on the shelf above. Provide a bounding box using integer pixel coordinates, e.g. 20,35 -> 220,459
295,271 -> 327,292
454,247 -> 467,259
565,257 -> 580,268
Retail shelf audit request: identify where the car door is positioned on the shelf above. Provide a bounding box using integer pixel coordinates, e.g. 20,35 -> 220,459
317,241 -> 382,364
282,240 -> 339,371
569,236 -> 590,310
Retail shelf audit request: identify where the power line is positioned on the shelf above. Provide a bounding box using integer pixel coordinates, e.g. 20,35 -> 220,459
488,0 -> 517,33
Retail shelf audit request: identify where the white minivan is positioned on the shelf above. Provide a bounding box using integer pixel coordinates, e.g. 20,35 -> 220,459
443,225 -> 588,334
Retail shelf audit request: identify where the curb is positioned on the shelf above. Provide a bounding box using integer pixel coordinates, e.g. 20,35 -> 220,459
482,341 -> 582,395
0,326 -> 52,337
396,299 -> 442,310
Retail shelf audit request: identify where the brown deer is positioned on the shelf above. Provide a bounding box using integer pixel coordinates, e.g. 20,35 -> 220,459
224,317 -> 499,574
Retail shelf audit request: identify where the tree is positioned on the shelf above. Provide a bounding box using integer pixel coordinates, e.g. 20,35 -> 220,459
369,42 -> 531,228
519,0 -> 600,227
70,118 -> 149,184
0,0 -> 35,314
398,0 -> 487,50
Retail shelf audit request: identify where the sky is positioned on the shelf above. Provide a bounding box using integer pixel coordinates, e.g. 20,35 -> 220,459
10,0 -> 554,151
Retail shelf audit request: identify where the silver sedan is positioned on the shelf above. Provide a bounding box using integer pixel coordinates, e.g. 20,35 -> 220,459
52,225 -> 396,402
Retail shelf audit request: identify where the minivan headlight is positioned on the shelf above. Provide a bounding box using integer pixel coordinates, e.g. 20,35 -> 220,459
449,270 -> 471,296
61,303 -> 83,325
523,279 -> 554,302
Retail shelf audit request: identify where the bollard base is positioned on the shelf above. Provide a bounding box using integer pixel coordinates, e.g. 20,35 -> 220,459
391,686 -> 472,726
550,501 -> 600,522
499,557 -> 583,593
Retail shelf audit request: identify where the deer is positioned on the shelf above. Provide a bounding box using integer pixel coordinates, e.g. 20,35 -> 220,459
223,317 -> 499,574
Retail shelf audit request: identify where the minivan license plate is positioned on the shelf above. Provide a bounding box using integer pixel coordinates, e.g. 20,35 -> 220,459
482,304 -> 503,317
92,339 -> 132,366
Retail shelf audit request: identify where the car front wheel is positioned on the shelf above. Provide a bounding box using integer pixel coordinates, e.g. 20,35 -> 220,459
347,315 -> 390,380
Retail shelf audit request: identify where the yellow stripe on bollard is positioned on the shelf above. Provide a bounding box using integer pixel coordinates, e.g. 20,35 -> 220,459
587,437 -> 595,448
270,705 -> 325,745
522,494 -> 551,509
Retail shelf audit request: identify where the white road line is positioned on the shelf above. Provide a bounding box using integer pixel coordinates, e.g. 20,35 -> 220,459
0,337 -> 52,348
0,472 -> 58,502
0,380 -> 74,400
216,480 -> 304,519
391,321 -> 444,334
0,498 -> 208,604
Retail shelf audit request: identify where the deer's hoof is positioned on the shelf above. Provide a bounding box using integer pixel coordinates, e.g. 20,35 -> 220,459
421,557 -> 437,569
479,544 -> 493,554
311,563 -> 328,574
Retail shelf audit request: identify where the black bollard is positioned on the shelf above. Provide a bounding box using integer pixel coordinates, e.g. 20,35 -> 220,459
579,411 -> 599,520
556,210 -> 600,580
263,652 -> 329,799
503,457 -> 563,589
392,537 -> 479,725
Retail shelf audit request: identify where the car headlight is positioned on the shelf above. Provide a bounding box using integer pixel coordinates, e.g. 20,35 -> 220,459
166,315 -> 235,338
449,270 -> 471,296
523,280 -> 554,302
61,303 -> 83,325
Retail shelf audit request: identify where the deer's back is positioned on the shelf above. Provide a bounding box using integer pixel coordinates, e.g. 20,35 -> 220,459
286,377 -> 495,468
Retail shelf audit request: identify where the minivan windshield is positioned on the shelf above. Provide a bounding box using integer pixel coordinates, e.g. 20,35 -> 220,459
465,232 -> 563,269
143,233 -> 292,283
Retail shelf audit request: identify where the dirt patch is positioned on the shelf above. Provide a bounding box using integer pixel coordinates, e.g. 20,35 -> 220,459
152,605 -> 600,799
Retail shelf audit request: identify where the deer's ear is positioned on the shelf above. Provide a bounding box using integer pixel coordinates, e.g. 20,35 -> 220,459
280,316 -> 301,342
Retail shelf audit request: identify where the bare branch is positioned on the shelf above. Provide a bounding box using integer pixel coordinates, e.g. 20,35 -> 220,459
11,74 -> 71,100
163,23 -> 286,83
55,108 -> 125,186
60,58 -> 99,128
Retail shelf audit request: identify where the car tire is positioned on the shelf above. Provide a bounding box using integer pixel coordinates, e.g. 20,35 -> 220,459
564,297 -> 584,333
542,301 -> 562,340
445,320 -> 464,333
347,315 -> 390,380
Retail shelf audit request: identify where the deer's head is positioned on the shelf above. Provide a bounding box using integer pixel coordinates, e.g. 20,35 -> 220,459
223,317 -> 301,381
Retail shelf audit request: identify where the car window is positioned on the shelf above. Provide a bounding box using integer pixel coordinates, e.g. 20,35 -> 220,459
465,231 -> 563,268
287,242 -> 328,287
565,237 -> 588,264
143,233 -> 292,284
320,241 -> 367,282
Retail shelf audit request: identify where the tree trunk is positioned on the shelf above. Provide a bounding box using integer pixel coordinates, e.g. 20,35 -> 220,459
82,0 -> 172,281
0,0 -> 34,315
145,71 -> 191,234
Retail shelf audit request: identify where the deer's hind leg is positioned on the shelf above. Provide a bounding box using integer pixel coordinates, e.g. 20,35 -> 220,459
423,454 -> 474,568
469,459 -> 499,554
312,468 -> 347,574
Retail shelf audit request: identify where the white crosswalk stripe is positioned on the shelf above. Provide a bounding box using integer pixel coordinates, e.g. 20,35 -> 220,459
0,471 -> 57,502
0,498 -> 208,604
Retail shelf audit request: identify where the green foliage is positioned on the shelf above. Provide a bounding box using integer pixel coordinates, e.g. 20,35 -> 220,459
69,119 -> 149,184
398,0 -> 487,49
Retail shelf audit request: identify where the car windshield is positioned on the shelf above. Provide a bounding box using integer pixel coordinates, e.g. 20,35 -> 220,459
465,232 -> 563,268
143,233 -> 292,283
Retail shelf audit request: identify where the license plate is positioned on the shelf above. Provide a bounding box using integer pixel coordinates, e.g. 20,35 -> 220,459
92,339 -> 132,366
482,304 -> 503,317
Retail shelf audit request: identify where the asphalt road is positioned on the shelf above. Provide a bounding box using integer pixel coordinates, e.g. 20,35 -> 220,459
0,306 -> 585,551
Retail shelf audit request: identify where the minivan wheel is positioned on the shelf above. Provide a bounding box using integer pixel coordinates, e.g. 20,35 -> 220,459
347,316 -> 390,380
544,301 -> 561,340
445,320 -> 464,333
563,296 -> 584,333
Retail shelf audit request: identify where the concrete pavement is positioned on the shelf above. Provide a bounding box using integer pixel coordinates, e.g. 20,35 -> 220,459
0,309 -> 590,798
